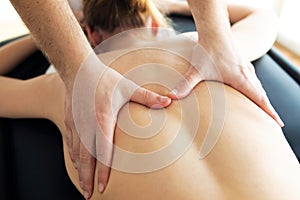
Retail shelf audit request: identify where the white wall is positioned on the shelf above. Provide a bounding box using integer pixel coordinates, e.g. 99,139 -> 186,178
0,0 -> 29,41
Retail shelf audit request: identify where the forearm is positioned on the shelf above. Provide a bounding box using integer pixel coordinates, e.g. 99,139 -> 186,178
231,9 -> 277,61
169,0 -> 190,16
187,0 -> 231,48
154,0 -> 191,16
9,0 -> 93,86
0,76 -> 42,119
0,35 -> 37,74
0,74 -> 64,122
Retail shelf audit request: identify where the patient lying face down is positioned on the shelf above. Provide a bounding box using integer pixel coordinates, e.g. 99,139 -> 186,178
58,28 -> 300,199
0,0 -> 299,199
0,32 -> 300,199
1,28 -> 299,199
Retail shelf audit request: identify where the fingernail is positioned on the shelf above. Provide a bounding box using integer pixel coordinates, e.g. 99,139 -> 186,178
278,117 -> 284,127
83,191 -> 90,199
80,181 -> 90,199
273,111 -> 284,127
159,96 -> 170,103
99,183 -> 105,193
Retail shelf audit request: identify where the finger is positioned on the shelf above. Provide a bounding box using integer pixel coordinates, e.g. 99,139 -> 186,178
130,87 -> 171,109
68,101 -> 80,170
97,160 -> 111,193
168,66 -> 203,99
254,76 -> 284,127
64,112 -> 80,169
72,128 -> 81,169
261,93 -> 284,127
78,143 -> 96,200
64,115 -> 72,149
96,125 -> 114,193
65,122 -> 74,162
232,69 -> 284,127
248,66 -> 284,127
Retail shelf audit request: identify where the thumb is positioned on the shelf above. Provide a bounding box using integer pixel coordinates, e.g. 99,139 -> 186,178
168,66 -> 203,99
130,87 -> 171,108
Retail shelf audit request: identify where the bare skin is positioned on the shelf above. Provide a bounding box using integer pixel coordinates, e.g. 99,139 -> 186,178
168,0 -> 283,128
7,0 -> 281,198
1,3 -> 277,74
153,0 -> 191,16
0,35 -> 37,74
0,37 -> 299,199
9,1 -> 171,198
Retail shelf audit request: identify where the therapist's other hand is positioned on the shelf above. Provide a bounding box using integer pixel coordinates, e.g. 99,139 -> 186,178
168,40 -> 284,127
65,66 -> 171,199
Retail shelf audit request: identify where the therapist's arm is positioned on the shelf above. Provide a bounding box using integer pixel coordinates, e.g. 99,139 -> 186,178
10,0 -> 90,85
153,0 -> 277,61
9,0 -> 171,199
169,0 -> 283,127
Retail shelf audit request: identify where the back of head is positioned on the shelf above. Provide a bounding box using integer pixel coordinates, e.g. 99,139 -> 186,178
82,0 -> 170,33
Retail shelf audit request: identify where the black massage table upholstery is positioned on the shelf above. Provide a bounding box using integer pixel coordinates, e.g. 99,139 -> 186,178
0,15 -> 299,200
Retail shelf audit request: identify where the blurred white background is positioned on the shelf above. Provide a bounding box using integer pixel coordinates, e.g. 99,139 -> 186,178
0,0 -> 29,41
235,0 -> 300,56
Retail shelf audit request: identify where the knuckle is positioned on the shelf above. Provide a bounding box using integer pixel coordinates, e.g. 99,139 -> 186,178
239,67 -> 249,79
69,150 -> 75,160
64,118 -> 70,128
231,79 -> 244,89
185,73 -> 193,85
66,127 -> 71,139
142,89 -> 152,100
69,151 -> 79,168
139,89 -> 156,107
69,154 -> 77,166
79,149 -> 94,164
69,153 -> 76,162
64,116 -> 74,129
185,68 -> 200,84
79,155 -> 94,165
66,135 -> 72,148
96,111 -> 110,123
72,151 -> 80,162
260,95 -> 268,104
73,147 -> 80,157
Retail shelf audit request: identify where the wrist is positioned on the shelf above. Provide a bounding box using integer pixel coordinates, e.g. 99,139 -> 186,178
198,28 -> 234,56
189,0 -> 231,45
60,47 -> 95,90
65,51 -> 108,92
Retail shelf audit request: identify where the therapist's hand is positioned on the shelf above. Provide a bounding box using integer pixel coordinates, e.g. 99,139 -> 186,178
65,57 -> 171,199
168,38 -> 284,127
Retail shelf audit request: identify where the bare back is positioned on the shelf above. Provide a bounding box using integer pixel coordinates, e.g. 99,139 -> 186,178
48,35 -> 300,200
